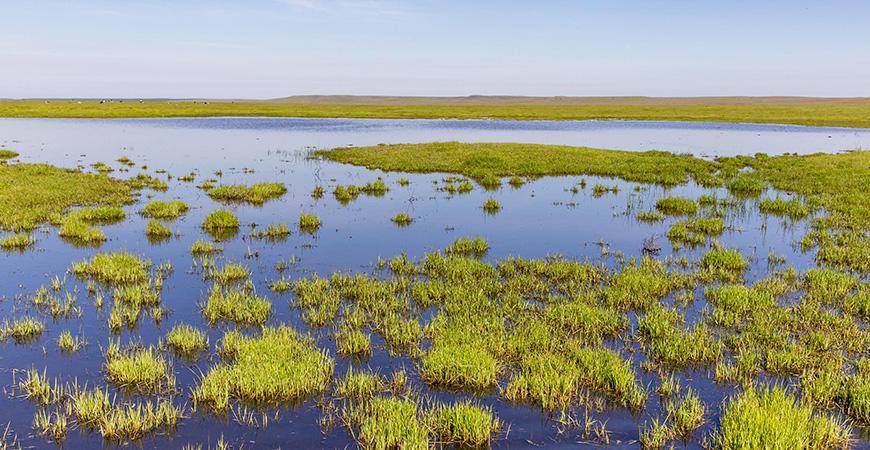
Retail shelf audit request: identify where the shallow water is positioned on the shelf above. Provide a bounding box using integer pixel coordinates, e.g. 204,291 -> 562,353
0,118 -> 867,449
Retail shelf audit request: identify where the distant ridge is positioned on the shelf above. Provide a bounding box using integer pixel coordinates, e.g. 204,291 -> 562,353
267,95 -> 870,106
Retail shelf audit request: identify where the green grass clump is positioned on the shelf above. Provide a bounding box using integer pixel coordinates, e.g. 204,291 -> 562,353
335,367 -> 383,399
145,220 -> 173,239
445,236 -> 489,258
57,330 -> 87,353
298,213 -> 322,232
0,149 -> 19,159
201,210 -> 239,235
360,179 -> 390,196
655,197 -> 698,215
1,232 -> 36,250
140,200 -> 189,219
203,286 -> 272,325
207,182 -> 287,204
104,343 -> 174,393
333,184 -> 361,203
421,343 -> 499,389
482,198 -> 501,213
727,173 -> 766,196
165,324 -> 209,356
71,252 -> 150,285
336,327 -> 372,357
0,163 -> 132,232
636,210 -> 665,223
508,176 -> 525,188
193,325 -> 333,410
346,396 -> 428,450
248,223 -> 291,241
434,399 -> 499,447
68,206 -> 126,223
759,197 -> 808,220
71,387 -> 182,442
712,384 -> 852,450
58,217 -> 106,244
391,212 -> 413,226
190,239 -> 223,255
701,246 -> 747,271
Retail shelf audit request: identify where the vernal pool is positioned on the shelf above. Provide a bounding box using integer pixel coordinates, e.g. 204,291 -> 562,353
0,118 -> 869,450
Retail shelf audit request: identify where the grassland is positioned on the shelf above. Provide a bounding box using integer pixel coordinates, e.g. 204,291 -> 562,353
3,97 -> 870,128
0,163 -> 133,231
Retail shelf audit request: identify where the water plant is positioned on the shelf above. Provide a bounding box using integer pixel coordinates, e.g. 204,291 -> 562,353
727,172 -> 765,196
1,232 -> 36,250
201,210 -> 240,237
248,223 -> 291,241
165,323 -> 209,356
445,236 -> 489,258
207,182 -> 286,204
193,325 -> 333,410
391,212 -> 413,226
140,200 -> 189,219
655,197 -> 697,215
145,219 -> 173,240
0,316 -> 45,343
298,213 -> 322,232
711,384 -> 851,450
190,239 -> 223,255
104,342 -> 175,393
203,285 -> 271,325
433,399 -> 499,447
71,251 -> 151,285
482,198 -> 501,213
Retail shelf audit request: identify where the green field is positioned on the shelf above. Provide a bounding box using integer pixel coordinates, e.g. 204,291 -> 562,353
2,96 -> 870,128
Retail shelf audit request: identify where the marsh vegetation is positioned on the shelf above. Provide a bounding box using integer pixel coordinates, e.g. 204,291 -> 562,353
3,117 -> 870,450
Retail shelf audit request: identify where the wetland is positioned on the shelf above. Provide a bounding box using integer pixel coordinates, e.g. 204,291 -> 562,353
2,117 -> 870,449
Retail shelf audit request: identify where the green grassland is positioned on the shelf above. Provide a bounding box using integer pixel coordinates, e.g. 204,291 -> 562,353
2,96 -> 870,128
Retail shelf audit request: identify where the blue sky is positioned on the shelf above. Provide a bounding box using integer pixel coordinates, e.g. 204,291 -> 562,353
3,0 -> 869,98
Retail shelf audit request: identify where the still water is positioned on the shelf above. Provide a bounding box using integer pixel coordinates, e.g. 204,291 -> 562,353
0,118 -> 867,449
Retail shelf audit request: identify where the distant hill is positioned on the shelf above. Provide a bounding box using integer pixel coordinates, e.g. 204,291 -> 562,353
267,95 -> 870,106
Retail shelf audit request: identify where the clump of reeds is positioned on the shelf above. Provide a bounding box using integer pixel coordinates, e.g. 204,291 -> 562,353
192,325 -> 333,411
71,251 -> 151,285
482,198 -> 501,213
391,212 -> 413,226
207,182 -> 287,204
711,384 -> 852,450
140,200 -> 189,219
655,197 -> 697,215
298,213 -> 322,232
1,232 -> 36,250
104,341 -> 175,393
165,323 -> 209,356
202,285 -> 271,325
445,236 -> 489,258
0,316 -> 45,343
433,399 -> 500,447
190,239 -> 223,255
200,210 -> 240,232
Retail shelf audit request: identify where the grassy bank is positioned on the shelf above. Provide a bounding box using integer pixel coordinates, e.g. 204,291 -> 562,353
2,97 -> 870,128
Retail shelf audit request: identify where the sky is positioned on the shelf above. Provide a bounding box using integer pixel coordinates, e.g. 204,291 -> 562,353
2,0 -> 869,99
